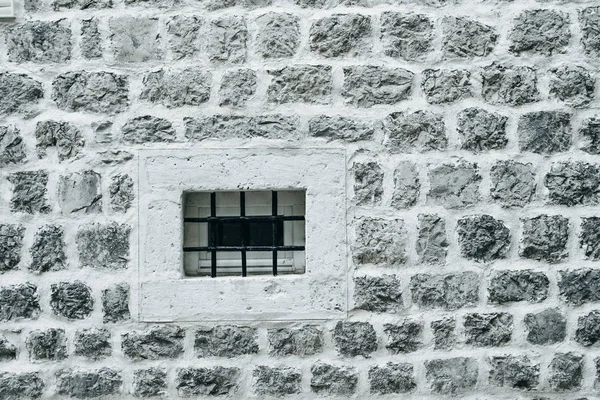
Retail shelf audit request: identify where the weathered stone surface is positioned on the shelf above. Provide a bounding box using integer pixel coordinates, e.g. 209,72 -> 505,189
253,366 -> 301,396
443,16 -> 497,58
8,171 -> 51,214
411,272 -> 479,310
310,14 -> 371,57
51,281 -> 93,320
26,328 -> 67,361
0,73 -> 43,115
177,367 -> 240,397
431,318 -> 456,350
309,115 -> 373,142
268,65 -> 332,104
30,225 -> 66,273
353,217 -> 407,265
0,125 -> 26,166
122,326 -> 184,360
489,355 -> 540,390
520,215 -> 569,263
354,275 -> 402,313
207,16 -> 247,63
0,335 -> 17,360
417,214 -> 448,265
575,311 -> 600,346
93,121 -> 113,144
0,224 -> 25,273
383,111 -> 447,152
369,363 -> 416,394
35,121 -> 84,162
481,63 -> 539,106
102,283 -> 130,323
524,309 -> 566,345
122,116 -> 176,143
343,66 -> 413,107
422,68 -> 473,104
195,326 -> 258,358
427,161 -> 481,208
53,0 -> 111,9
548,353 -> 583,391
81,18 -> 102,59
0,372 -> 44,399
384,320 -> 422,353
108,174 -> 133,213
77,222 -> 131,269
391,162 -> 419,208
7,21 -> 72,63
256,13 -> 300,58
110,17 -> 161,62
580,117 -> 600,155
133,368 -> 167,398
549,65 -> 595,108
204,0 -> 270,10
458,108 -> 507,151
490,161 -> 536,207
425,357 -> 478,395
57,368 -> 122,398
311,363 -> 357,395
219,69 -> 256,108
268,325 -> 323,356
457,215 -> 510,262
52,71 -> 129,114
0,283 -> 40,321
74,328 -> 111,360
559,269 -> 600,305
97,150 -> 134,165
545,162 -> 600,206
185,114 -> 300,140
509,10 -> 570,56
464,313 -> 513,347
580,6 -> 600,57
332,321 -> 377,357
353,162 -> 383,205
381,12 -> 433,60
141,69 -> 210,108
518,111 -> 572,154
489,270 -> 549,304
59,171 -> 102,215
167,16 -> 202,60
581,217 -> 600,260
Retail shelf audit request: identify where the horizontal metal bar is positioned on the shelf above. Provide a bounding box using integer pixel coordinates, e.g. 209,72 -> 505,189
184,215 -> 305,223
183,245 -> 305,252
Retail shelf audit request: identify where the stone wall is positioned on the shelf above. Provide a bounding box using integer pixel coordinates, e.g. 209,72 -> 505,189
0,0 -> 599,397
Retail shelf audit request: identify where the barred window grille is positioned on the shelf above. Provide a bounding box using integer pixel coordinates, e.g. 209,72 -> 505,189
183,191 -> 306,277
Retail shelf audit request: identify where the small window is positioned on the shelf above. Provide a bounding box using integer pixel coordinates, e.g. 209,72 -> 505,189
183,190 -> 306,277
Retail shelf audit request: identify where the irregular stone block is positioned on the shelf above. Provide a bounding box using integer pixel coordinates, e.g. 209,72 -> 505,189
141,69 -> 211,108
353,162 -> 383,205
30,225 -> 66,273
0,334 -> 17,360
8,171 -> 50,214
59,171 -> 102,215
354,275 -> 402,313
549,65 -> 595,108
417,214 -> 448,265
177,367 -> 240,397
369,363 -> 416,394
489,355 -> 539,390
464,313 -> 513,347
204,0 -> 270,9
54,0 -> 111,9
109,174 -> 133,213
332,321 -> 377,357
0,125 -> 26,166
256,13 -> 300,58
97,150 -> 134,165
545,162 -> 600,206
167,16 -> 201,60
74,328 -> 111,360
57,368 -> 122,398
580,117 -> 600,155
425,357 -> 478,395
35,121 -> 84,162
489,270 -> 549,304
457,214 -> 510,263
102,283 -> 130,323
384,320 -> 422,353
253,366 -> 301,396
77,222 -> 130,269
122,326 -> 184,360
122,116 -> 176,143
575,311 -> 600,346
0,224 -> 25,272
520,215 -> 569,263
481,63 -> 539,106
353,217 -> 407,265
50,281 -> 94,320
268,325 -> 323,357
427,161 -> 481,209
383,111 -> 447,152
309,115 -> 373,142
52,71 -> 128,114
524,309 -> 566,345
490,161 -> 536,208
411,272 -> 479,310
548,353 -> 583,391
431,318 -> 455,350
0,73 -> 43,115
133,368 -> 167,398
310,14 -> 371,57
7,20 -> 72,63
268,65 -> 332,104
509,9 -> 570,56
110,17 -> 161,62
442,16 -> 497,57
81,18 -> 102,59
559,268 -> 600,305
185,114 -> 300,141
518,111 -> 571,154
581,217 -> 600,260
0,372 -> 44,399
26,328 -> 67,361
219,69 -> 256,108
343,66 -> 413,107
580,6 -> 600,57
207,16 -> 247,63
0,283 -> 40,321
195,326 -> 258,358
391,162 -> 419,208
457,108 -> 507,151
380,12 -> 433,61
311,363 -> 357,395
421,69 -> 472,104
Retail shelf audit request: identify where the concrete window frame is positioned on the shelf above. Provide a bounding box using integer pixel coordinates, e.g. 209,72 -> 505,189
138,148 -> 347,322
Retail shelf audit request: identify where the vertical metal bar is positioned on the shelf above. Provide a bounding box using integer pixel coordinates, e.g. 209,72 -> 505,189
272,191 -> 278,276
240,192 -> 247,277
210,192 -> 217,278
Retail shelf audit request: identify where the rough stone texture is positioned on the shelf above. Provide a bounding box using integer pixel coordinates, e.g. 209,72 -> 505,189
140,69 -> 211,108
381,13 -> 433,61
489,270 -> 549,304
207,16 -> 247,63
310,14 -> 371,57
545,162 -> 600,206
464,313 -> 513,347
50,281 -> 94,320
268,65 -> 332,104
490,161 -> 536,208
421,69 -> 472,104
133,368 -> 167,398
81,18 -> 102,59
332,321 -> 377,358
520,215 -> 569,263
354,275 -> 402,313
8,171 -> 50,214
35,121 -> 84,162
177,367 -> 240,397
309,115 -> 374,142
353,217 -> 407,265
416,214 -> 447,265
74,328 -> 111,360
59,171 -> 102,215
524,309 -> 566,345
0,73 -> 43,115
489,355 -> 540,390
53,0 -> 111,9
253,366 -> 301,397
76,223 -> 130,269
580,117 -> 600,155
431,318 -> 456,350
581,217 -> 600,260
7,21 -> 72,63
443,16 -> 497,58
559,269 -> 600,305
102,283 -> 130,323
342,66 -> 413,107
353,162 -> 383,205
52,71 -> 129,114
548,353 -> 584,391
391,162 -> 419,208
0,283 -> 40,321
185,114 -> 300,140
0,335 -> 17,360
411,272 -> 479,310
219,69 -> 256,108
109,174 -> 134,213
575,311 -> 600,346
369,363 -> 416,394
384,320 -> 422,354
110,17 -> 161,62
122,116 -> 176,143
0,224 -> 25,273
383,111 -> 447,152
425,357 -> 478,395
580,6 -> 600,57
256,13 -> 300,59
481,63 -> 539,106
457,214 -> 510,263
509,10 -> 570,56
56,368 -> 122,398
518,111 -> 571,154
427,161 -> 481,209
549,65 -> 595,108
457,108 -> 508,151
122,326 -> 184,360
195,326 -> 258,357
0,125 -> 26,166
167,16 -> 202,60
310,363 -> 358,395
30,225 -> 67,273
268,325 -> 323,356
26,328 -> 67,361
0,372 -> 45,399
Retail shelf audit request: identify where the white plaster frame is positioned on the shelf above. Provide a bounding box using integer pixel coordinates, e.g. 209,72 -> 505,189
138,148 -> 347,322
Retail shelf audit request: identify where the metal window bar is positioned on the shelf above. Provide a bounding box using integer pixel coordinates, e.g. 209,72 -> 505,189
240,192 -> 247,277
210,192 -> 217,278
272,191 -> 278,276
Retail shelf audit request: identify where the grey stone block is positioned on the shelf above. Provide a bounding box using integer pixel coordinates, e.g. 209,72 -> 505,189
431,318 -> 456,350
102,283 -> 130,323
548,353 -> 583,391
464,312 -> 513,347
268,65 -> 332,104
575,311 -> 600,346
457,108 -> 507,151
442,16 -> 497,58
52,71 -> 128,114
122,116 -> 176,143
353,217 -> 407,265
410,272 -> 479,310
427,161 -> 481,209
310,14 -> 371,57
35,121 -> 84,162
580,117 -> 600,155
109,174 -> 133,213
77,222 -> 130,269
141,69 -> 211,108
421,69 -> 472,104
489,355 -> 539,390
332,321 -> 377,357
417,214 -> 448,265
7,21 -> 71,63
481,63 -> 539,106
545,162 -> 600,206
354,275 -> 403,313
520,215 -> 569,263
369,363 -> 416,394
353,162 -> 383,205
384,320 -> 422,353
425,357 -> 478,395
195,326 -> 258,357
559,269 -> 600,305
167,16 -> 202,60
392,162 -> 419,208
26,328 -> 67,361
133,368 -> 167,398
524,309 -> 566,345
74,328 -> 111,360
580,6 -> 600,57
343,66 -> 413,107
110,17 -> 161,62
0,224 -> 25,272
219,69 -> 256,108
0,372 -> 44,399
268,325 -> 323,356
185,114 -> 300,141
490,161 -> 536,208
311,363 -> 357,395
0,73 -> 43,115
518,111 -> 571,154
309,115 -> 373,142
53,0 -> 110,9
253,366 -> 301,396
549,65 -> 595,108
383,111 -> 447,152
581,217 -> 600,260
0,125 -> 26,166
97,150 -> 134,165
59,171 -> 102,215
8,171 -> 50,214
122,326 -> 184,360
457,214 -> 510,263
50,281 -> 94,320
381,12 -> 433,61
81,18 -> 102,59
57,368 -> 122,398
509,9 -> 570,56
177,367 -> 240,397
207,16 -> 247,63
0,335 -> 17,361
489,270 -> 549,304
204,0 -> 270,10
30,225 -> 66,273
256,13 -> 300,58
0,283 -> 40,321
